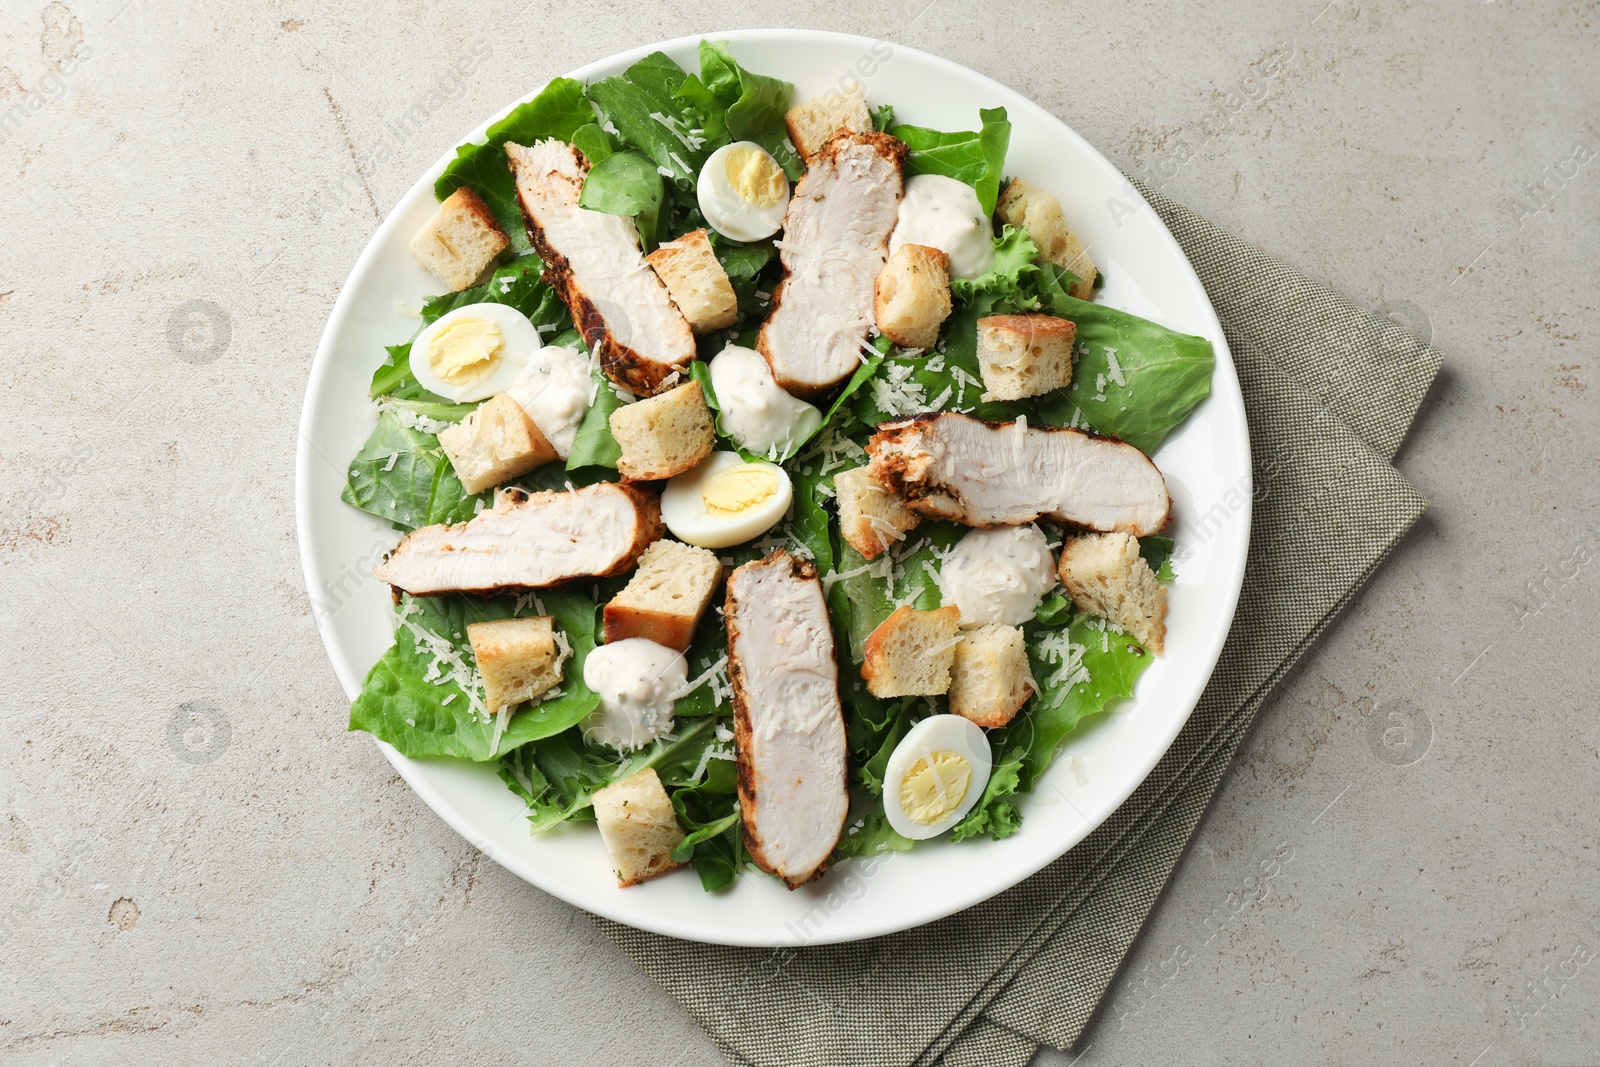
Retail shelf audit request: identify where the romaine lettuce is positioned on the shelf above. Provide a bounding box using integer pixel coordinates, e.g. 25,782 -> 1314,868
349,591 -> 602,761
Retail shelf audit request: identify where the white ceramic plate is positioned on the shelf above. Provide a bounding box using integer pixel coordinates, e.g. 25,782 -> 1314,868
296,29 -> 1249,947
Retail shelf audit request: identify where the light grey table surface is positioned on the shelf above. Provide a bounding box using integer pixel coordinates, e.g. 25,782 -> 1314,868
3,1 -> 1596,1064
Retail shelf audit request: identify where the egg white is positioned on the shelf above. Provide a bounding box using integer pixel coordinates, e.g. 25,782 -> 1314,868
661,451 -> 793,549
882,714 -> 994,840
409,302 -> 542,403
697,141 -> 790,243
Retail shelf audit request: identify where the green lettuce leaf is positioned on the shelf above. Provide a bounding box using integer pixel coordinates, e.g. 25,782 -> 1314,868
1141,535 -> 1177,582
498,716 -> 723,832
586,53 -> 709,189
349,591 -> 602,761
340,409 -> 486,531
570,122 -> 617,165
949,225 -> 1041,318
577,150 -> 666,250
698,40 -> 800,178
1030,265 -> 1216,454
892,106 -> 1011,214
435,78 -> 595,252
565,371 -> 627,472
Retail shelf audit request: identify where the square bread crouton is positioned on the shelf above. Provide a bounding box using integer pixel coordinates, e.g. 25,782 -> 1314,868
438,393 -> 559,494
646,229 -> 738,334
976,314 -> 1077,402
467,616 -> 564,716
604,539 -> 723,651
995,177 -> 1097,300
785,83 -> 872,160
1057,532 -> 1167,654
609,381 -> 715,481
592,767 -> 685,887
410,187 -> 510,292
948,624 -> 1036,728
874,244 -> 952,349
861,605 -> 962,698
834,466 -> 920,560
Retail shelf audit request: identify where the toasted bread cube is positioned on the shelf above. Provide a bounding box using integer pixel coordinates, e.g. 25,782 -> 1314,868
1057,532 -> 1167,654
785,83 -> 873,160
874,244 -> 952,350
975,314 -> 1077,402
604,540 -> 723,651
861,605 -> 961,698
646,229 -> 738,334
949,624 -> 1035,728
996,177 -> 1096,300
410,187 -> 510,291
438,393 -> 559,494
834,466 -> 919,560
592,768 -> 685,887
609,381 -> 715,482
467,616 -> 563,716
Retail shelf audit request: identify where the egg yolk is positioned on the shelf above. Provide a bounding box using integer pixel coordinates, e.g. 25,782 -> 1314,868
703,464 -> 780,515
427,317 -> 504,385
724,145 -> 786,208
898,751 -> 973,825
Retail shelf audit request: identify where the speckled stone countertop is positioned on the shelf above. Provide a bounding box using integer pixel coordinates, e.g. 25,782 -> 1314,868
3,2 -> 1596,1064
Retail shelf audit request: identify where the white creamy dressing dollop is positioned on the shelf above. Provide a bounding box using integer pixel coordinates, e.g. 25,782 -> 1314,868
580,638 -> 687,751
706,344 -> 823,457
940,524 -> 1057,626
505,344 -> 594,458
888,174 -> 995,280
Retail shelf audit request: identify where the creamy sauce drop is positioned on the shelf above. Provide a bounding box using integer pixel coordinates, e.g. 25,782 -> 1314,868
506,344 -> 594,459
889,174 -> 995,280
580,638 -> 687,751
706,344 -> 823,457
940,524 -> 1057,626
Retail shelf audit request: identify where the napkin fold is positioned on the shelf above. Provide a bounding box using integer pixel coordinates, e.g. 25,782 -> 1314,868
593,180 -> 1443,1067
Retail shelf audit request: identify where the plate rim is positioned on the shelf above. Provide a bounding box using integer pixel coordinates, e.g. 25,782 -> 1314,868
295,27 -> 1251,946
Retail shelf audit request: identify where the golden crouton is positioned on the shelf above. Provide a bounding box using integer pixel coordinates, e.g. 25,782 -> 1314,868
996,177 -> 1096,300
592,768 -> 686,887
609,382 -> 715,482
948,624 -> 1035,728
834,466 -> 920,560
410,187 -> 510,291
467,616 -> 563,716
646,229 -> 739,334
604,539 -> 723,651
874,244 -> 952,350
1057,532 -> 1167,653
975,313 -> 1077,401
785,83 -> 873,161
438,393 -> 559,494
861,605 -> 962,698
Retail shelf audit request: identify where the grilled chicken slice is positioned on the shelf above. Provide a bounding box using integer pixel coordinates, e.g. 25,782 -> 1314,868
726,551 -> 848,888
374,482 -> 663,596
506,139 -> 695,397
757,130 -> 907,401
867,413 -> 1171,535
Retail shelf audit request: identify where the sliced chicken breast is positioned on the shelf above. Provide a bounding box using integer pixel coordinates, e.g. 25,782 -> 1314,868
726,550 -> 848,888
757,130 -> 907,400
867,413 -> 1171,535
506,139 -> 695,397
374,482 -> 663,596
